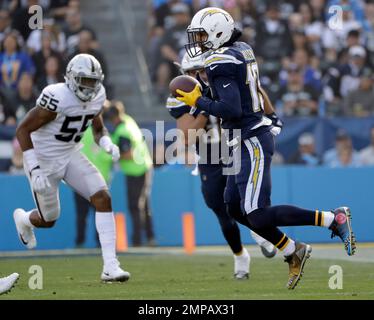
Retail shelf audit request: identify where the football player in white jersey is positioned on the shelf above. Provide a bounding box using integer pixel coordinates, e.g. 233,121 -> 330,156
0,273 -> 19,295
13,53 -> 130,282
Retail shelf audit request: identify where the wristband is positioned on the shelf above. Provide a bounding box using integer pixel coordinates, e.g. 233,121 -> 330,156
23,149 -> 39,171
99,135 -> 112,151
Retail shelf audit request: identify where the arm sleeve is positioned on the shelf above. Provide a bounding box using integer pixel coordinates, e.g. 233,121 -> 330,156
196,76 -> 242,120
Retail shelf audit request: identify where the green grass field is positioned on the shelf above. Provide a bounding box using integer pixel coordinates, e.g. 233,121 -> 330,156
1,249 -> 374,300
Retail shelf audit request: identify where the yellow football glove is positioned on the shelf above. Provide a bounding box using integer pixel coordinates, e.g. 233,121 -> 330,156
176,84 -> 202,107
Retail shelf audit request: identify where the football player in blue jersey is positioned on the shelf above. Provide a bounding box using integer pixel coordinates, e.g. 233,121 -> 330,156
176,7 -> 356,289
166,52 -> 277,280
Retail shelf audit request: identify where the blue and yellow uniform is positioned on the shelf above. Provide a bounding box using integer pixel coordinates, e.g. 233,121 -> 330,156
196,41 -> 274,216
166,91 -> 243,254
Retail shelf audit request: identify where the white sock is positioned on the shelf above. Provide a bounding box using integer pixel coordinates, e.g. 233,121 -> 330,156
282,239 -> 296,257
322,211 -> 335,227
95,211 -> 117,266
234,247 -> 249,258
22,210 -> 35,228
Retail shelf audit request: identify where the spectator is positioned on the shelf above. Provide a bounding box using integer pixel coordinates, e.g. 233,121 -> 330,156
7,72 -> 37,124
330,143 -> 362,168
323,130 -> 360,166
0,89 -> 13,124
322,2 -> 361,51
359,126 -> 374,166
237,0 -> 259,46
32,31 -> 65,83
278,64 -> 319,116
154,0 -> 187,30
8,137 -> 23,174
11,0 -> 40,40
26,17 -> 66,54
292,48 -> 322,91
0,9 -> 11,43
103,100 -> 155,247
68,30 -> 107,80
0,30 -> 35,91
288,132 -> 320,166
343,69 -> 374,116
36,55 -> 64,91
340,45 -> 372,97
324,45 -> 372,110
64,8 -> 98,56
48,0 -> 70,24
156,2 -> 190,98
255,1 -> 293,75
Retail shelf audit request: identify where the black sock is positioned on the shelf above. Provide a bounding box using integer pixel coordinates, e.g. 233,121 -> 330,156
248,205 -> 319,229
213,206 -> 243,254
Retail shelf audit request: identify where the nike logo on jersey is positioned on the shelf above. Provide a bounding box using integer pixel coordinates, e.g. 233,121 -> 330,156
210,65 -> 218,71
223,83 -> 231,88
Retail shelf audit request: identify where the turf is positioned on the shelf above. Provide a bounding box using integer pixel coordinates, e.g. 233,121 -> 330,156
1,253 -> 374,300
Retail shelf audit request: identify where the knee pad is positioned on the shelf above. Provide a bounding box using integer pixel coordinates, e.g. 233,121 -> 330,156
39,205 -> 60,223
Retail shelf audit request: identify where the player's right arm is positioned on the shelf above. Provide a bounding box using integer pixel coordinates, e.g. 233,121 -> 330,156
16,107 -> 57,152
16,85 -> 60,194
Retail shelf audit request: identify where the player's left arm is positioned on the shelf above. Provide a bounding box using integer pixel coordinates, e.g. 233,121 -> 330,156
92,111 -> 120,161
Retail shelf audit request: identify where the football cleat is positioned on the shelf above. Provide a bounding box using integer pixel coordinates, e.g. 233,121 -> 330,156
234,248 -> 250,280
329,207 -> 356,256
0,273 -> 19,295
13,208 -> 36,249
101,260 -> 130,282
284,242 -> 312,290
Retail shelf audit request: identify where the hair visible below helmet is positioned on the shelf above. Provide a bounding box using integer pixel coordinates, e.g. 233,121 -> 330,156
65,53 -> 104,102
185,7 -> 234,58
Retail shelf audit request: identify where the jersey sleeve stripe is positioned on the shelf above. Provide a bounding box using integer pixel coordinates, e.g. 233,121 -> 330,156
205,54 -> 243,67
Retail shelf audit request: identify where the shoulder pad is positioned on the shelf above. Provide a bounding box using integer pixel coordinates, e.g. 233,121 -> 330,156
36,83 -> 66,113
92,85 -> 106,106
204,51 -> 243,68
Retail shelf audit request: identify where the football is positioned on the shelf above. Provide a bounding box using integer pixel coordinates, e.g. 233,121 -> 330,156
169,75 -> 201,98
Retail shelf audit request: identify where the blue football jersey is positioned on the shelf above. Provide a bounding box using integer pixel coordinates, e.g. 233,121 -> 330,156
196,41 -> 271,142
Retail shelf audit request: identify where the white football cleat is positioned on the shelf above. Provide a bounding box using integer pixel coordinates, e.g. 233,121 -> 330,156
13,208 -> 37,249
0,273 -> 19,295
101,260 -> 130,282
234,247 -> 250,280
260,241 -> 277,258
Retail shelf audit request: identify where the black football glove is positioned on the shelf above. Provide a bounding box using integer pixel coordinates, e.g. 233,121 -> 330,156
267,112 -> 283,136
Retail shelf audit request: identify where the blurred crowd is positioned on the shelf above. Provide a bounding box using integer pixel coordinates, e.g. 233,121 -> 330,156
0,0 -> 110,172
148,0 -> 374,118
0,0 -> 108,127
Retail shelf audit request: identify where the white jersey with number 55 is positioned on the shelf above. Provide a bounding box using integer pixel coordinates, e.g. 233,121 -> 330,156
31,82 -> 106,173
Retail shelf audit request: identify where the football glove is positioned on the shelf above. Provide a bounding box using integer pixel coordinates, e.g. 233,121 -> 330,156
268,112 -> 283,137
99,136 -> 120,161
23,149 -> 51,195
176,84 -> 202,107
30,167 -> 51,195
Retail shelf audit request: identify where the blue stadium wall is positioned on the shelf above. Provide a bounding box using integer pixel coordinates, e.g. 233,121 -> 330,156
0,166 -> 373,251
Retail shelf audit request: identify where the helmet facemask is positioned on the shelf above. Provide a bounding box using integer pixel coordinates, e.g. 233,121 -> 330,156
72,74 -> 101,102
185,28 -> 214,58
